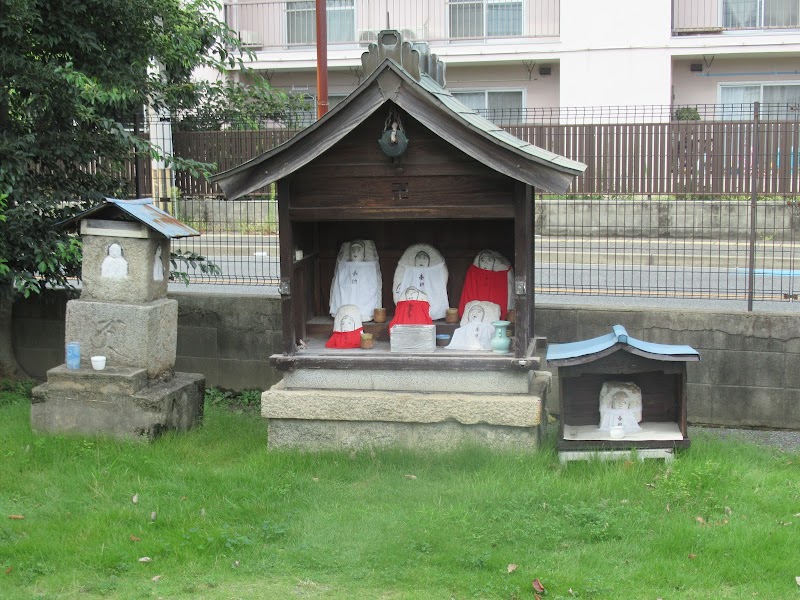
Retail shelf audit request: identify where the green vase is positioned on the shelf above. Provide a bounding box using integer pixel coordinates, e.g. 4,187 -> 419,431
490,320 -> 511,353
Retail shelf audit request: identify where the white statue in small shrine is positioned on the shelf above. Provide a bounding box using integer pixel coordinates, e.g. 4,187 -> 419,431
326,304 -> 364,349
458,249 -> 513,319
446,300 -> 500,351
101,243 -> 128,280
393,243 -> 448,320
153,244 -> 164,282
598,381 -> 643,433
388,286 -> 432,330
329,240 -> 382,321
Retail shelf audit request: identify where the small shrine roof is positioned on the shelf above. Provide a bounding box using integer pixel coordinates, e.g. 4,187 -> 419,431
546,325 -> 700,366
61,198 -> 200,239
211,35 -> 587,199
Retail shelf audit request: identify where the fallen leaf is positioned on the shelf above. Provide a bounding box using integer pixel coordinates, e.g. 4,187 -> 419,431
233,560 -> 240,568
725,506 -> 732,516
150,512 -> 157,522
696,516 -> 706,525
666,503 -> 670,512
794,513 -> 800,518
404,474 -> 417,480
312,477 -> 319,482
569,589 -> 575,596
645,483 -> 656,488
507,563 -> 518,573
688,553 -> 697,559
138,557 -> 152,563
795,576 -> 800,587
130,535 -> 141,542
535,594 -> 543,600
181,496 -> 187,501
623,460 -> 634,467
8,515 -> 24,520
132,494 -> 139,505
4,566 -> 12,575
532,578 -> 546,593
151,575 -> 161,582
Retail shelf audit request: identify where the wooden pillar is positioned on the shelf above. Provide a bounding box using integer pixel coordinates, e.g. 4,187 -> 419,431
513,182 -> 533,358
278,179 -> 296,356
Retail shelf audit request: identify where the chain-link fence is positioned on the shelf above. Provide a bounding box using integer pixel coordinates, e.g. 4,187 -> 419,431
132,103 -> 800,307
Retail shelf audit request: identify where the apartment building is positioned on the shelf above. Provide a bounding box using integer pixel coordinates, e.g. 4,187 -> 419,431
222,0 -> 800,119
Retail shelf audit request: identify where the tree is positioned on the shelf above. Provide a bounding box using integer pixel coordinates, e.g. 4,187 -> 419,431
0,0 -> 305,377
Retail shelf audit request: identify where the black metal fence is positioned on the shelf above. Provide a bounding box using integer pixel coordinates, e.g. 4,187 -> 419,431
137,103 -> 800,307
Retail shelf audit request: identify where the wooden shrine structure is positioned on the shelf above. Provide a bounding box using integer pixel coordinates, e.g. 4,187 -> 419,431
212,31 -> 586,451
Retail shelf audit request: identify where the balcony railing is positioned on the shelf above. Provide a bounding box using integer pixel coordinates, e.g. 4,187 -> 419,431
223,0 -> 559,51
674,0 -> 800,33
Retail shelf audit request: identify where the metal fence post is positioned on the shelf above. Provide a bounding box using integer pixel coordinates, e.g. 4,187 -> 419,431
747,101 -> 760,311
133,110 -> 142,198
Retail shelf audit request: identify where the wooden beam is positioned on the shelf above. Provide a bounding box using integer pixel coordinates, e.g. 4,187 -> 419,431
270,353 -> 541,372
278,179 -> 296,356
513,182 -> 532,358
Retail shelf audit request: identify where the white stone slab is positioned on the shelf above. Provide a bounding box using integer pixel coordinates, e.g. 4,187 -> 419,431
562,421 -> 683,442
559,448 -> 676,464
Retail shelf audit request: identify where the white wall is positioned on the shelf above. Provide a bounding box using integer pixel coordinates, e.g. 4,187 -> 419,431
559,0 -> 673,110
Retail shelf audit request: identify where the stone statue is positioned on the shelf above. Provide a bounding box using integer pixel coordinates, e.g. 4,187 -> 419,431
329,240 -> 382,321
393,243 -> 449,320
388,286 -> 432,330
598,381 -> 643,433
458,249 -> 514,319
153,244 -> 164,282
101,243 -> 128,280
446,300 -> 500,351
326,304 -> 364,349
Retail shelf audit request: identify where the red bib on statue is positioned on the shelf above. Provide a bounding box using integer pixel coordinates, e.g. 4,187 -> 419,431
388,300 -> 433,330
458,265 -> 510,319
325,327 -> 364,349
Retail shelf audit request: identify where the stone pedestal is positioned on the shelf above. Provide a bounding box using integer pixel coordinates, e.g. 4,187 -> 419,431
65,298 -> 177,377
262,369 -> 550,451
32,366 -> 204,440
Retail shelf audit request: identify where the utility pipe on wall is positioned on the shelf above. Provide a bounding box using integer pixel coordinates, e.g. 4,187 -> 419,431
316,0 -> 328,119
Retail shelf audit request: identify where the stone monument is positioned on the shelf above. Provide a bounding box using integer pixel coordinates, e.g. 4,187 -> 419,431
31,198 -> 206,440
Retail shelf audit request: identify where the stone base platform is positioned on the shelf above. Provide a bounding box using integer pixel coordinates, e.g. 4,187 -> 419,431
32,365 -> 205,440
262,370 -> 550,451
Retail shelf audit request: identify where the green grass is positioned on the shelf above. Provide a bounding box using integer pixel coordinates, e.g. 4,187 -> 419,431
1,386 -> 799,599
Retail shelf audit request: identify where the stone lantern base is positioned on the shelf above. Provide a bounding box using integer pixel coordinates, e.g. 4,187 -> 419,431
32,366 -> 204,440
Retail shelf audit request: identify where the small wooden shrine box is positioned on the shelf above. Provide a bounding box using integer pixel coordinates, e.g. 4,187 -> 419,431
546,325 -> 700,462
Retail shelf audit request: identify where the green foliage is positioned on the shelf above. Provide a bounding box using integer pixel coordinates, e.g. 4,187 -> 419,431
169,250 -> 222,285
0,0 -> 304,297
204,387 -> 261,409
675,106 -> 702,121
0,378 -> 33,406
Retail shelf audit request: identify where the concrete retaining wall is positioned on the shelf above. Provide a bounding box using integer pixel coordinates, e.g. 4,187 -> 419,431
11,291 -> 800,429
536,199 -> 800,241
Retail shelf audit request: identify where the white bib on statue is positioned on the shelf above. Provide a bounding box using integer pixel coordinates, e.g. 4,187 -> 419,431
329,240 -> 382,321
446,301 -> 500,351
393,244 -> 449,320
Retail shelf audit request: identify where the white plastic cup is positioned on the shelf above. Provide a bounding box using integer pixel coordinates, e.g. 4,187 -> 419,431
90,356 -> 107,371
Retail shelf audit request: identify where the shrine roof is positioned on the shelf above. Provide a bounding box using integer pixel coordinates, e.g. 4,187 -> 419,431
60,198 -> 200,238
211,48 -> 587,200
545,325 -> 700,366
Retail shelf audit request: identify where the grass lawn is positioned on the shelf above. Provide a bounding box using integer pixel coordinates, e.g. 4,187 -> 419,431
1,382 -> 799,599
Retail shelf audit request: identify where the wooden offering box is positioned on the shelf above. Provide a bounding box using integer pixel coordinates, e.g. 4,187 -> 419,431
546,325 -> 700,462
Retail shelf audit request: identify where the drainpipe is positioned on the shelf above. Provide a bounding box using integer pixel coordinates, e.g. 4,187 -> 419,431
316,0 -> 328,119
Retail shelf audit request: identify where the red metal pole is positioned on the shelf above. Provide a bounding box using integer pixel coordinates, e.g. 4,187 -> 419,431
315,0 -> 328,119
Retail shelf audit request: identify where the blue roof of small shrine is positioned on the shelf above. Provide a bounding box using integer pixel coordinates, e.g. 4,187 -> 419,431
61,198 -> 200,239
546,325 -> 700,365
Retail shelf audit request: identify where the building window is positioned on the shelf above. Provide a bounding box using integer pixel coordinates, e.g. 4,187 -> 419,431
723,0 -> 799,29
287,0 -> 355,45
720,83 -> 800,119
451,90 -> 524,124
449,0 -> 523,39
